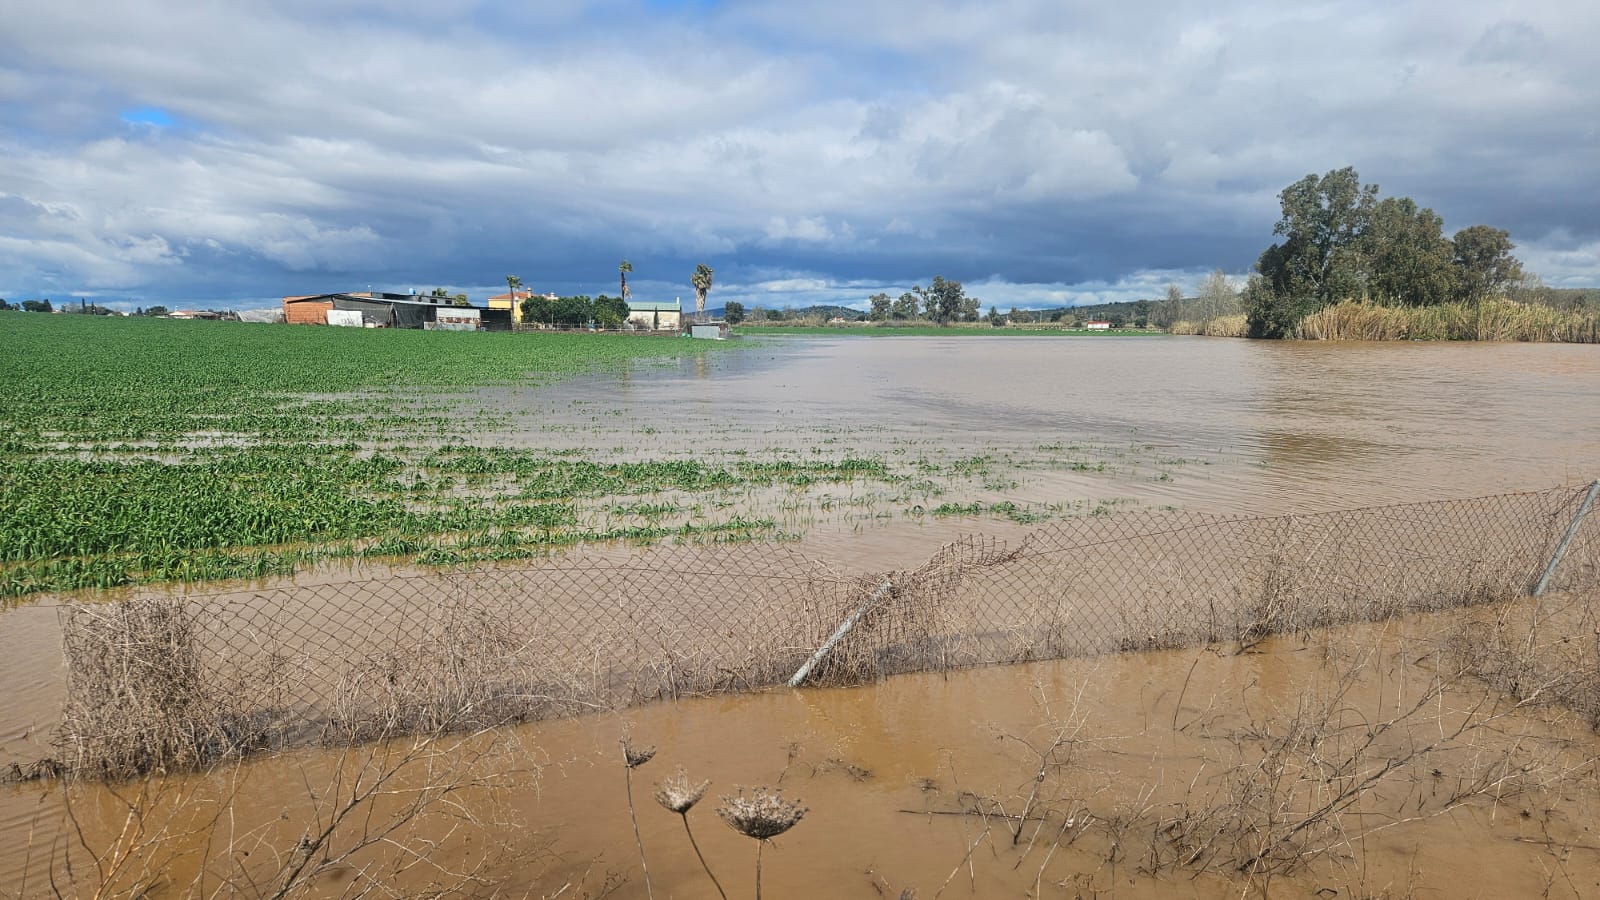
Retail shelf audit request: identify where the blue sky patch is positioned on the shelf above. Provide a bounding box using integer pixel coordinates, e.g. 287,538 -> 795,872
121,106 -> 174,127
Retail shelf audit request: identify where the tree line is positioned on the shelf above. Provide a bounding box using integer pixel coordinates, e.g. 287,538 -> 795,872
1,298 -> 172,315
503,260 -> 724,328
1244,167 -> 1523,337
863,276 -> 983,324
517,293 -> 632,327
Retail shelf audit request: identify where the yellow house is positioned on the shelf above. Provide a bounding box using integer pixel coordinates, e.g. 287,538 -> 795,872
486,290 -> 557,324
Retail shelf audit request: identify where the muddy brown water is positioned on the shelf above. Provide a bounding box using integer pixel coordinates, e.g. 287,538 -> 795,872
9,605 -> 1600,897
428,335 -> 1600,576
4,336 -> 1600,895
487,336 -> 1600,506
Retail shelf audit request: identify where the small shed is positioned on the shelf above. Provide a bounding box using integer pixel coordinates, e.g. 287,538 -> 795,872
626,299 -> 682,332
689,322 -> 730,340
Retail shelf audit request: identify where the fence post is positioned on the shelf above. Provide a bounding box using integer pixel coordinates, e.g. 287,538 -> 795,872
1534,480 -> 1600,597
787,578 -> 894,688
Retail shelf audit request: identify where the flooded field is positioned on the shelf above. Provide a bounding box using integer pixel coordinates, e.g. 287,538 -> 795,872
459,335 -> 1600,566
4,334 -> 1600,897
9,594 -> 1600,898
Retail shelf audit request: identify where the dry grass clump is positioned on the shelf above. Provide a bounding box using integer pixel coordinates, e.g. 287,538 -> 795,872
1168,315 -> 1248,337
324,600 -> 576,744
1447,591 -> 1600,728
56,599 -> 261,779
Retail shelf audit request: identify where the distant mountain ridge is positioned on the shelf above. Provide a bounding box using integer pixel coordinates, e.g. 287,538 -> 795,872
733,304 -> 868,321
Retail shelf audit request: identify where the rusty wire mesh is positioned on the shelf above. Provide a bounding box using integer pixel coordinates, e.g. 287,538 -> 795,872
26,483 -> 1600,778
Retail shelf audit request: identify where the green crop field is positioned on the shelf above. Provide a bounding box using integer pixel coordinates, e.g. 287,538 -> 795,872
0,314 -> 800,597
1,315 -> 1179,599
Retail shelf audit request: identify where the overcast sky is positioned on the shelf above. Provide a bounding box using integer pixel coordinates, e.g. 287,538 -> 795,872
2,0 -> 1597,311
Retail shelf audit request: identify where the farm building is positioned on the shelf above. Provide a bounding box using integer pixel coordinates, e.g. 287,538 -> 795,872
282,292 -> 510,331
625,299 -> 682,331
1084,320 -> 1112,330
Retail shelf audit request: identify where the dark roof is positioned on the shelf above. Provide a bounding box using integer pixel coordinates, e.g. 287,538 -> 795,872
285,293 -> 483,310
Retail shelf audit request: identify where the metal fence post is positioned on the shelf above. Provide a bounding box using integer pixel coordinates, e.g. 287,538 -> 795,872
787,578 -> 894,688
1534,480 -> 1600,597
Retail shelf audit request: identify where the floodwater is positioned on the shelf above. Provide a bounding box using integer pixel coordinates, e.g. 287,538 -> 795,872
4,335 -> 1600,895
473,335 -> 1600,564
9,602 -> 1600,898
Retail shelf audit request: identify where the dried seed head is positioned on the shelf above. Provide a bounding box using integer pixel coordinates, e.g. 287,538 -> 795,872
621,738 -> 656,769
653,767 -> 710,813
717,786 -> 807,841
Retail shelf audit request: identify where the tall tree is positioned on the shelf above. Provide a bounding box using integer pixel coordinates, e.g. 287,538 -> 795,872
1156,283 -> 1183,329
691,264 -> 714,322
521,294 -> 555,325
892,292 -> 919,320
1195,271 -> 1238,323
593,294 -> 630,327
913,276 -> 967,325
1451,225 -> 1522,304
723,301 -> 745,325
505,274 -> 523,302
868,292 -> 891,321
551,295 -> 593,325
619,260 -> 633,302
1257,167 -> 1378,304
1362,198 -> 1457,306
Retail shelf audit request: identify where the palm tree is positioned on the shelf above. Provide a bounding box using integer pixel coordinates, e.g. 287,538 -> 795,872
619,260 -> 633,302
691,264 -> 714,323
506,275 -> 524,322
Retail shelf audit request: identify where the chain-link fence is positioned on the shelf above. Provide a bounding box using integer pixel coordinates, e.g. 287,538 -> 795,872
13,483 -> 1600,779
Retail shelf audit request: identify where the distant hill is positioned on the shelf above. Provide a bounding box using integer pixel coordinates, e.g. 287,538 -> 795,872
997,300 -> 1161,324
740,303 -> 867,322
729,299 -> 1177,324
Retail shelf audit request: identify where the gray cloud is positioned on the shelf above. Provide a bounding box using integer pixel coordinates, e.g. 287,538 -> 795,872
0,0 -> 1596,308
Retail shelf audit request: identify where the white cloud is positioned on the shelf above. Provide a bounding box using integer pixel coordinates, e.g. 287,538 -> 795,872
0,0 -> 1596,300
752,278 -> 831,293
763,216 -> 845,243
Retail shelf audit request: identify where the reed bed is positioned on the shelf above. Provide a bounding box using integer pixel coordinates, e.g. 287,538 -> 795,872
1296,298 -> 1600,342
1166,315 -> 1248,337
